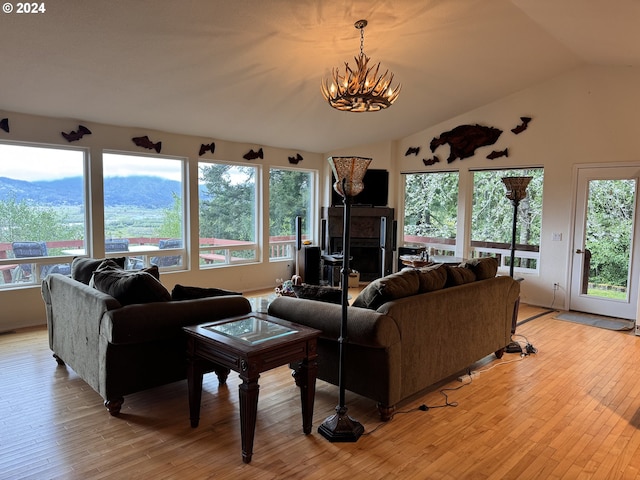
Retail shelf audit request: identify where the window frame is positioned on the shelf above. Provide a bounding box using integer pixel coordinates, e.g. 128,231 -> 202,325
102,150 -> 188,271
469,167 -> 544,276
0,140 -> 89,288
197,159 -> 261,269
268,166 -> 317,262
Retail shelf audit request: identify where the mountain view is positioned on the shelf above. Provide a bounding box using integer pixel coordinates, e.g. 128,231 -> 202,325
0,176 -> 205,208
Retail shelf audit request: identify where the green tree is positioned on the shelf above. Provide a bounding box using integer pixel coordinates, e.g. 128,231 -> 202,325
471,169 -> 543,246
0,197 -> 82,243
269,169 -> 312,237
586,179 -> 634,288
404,172 -> 458,239
199,164 -> 256,242
158,192 -> 182,238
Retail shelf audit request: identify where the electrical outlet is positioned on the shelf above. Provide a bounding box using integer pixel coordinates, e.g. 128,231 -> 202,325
553,282 -> 559,290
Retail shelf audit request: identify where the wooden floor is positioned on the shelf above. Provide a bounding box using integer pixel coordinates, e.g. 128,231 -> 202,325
2,304 -> 640,479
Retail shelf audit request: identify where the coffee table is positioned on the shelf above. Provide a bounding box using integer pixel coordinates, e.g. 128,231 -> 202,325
183,313 -> 320,463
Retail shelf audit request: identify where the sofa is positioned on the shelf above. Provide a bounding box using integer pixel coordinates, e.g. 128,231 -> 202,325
41,257 -> 251,415
267,257 -> 520,420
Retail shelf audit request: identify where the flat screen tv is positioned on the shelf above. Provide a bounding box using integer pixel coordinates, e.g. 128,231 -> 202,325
331,169 -> 389,207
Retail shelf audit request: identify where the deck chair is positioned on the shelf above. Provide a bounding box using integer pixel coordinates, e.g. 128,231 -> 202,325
151,239 -> 183,268
105,238 -> 129,253
11,241 -> 71,280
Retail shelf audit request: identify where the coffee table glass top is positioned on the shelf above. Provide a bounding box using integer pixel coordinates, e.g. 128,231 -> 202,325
204,315 -> 298,345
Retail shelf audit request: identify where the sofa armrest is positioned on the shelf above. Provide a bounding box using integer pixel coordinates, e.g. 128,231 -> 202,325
268,296 -> 400,348
102,295 -> 252,344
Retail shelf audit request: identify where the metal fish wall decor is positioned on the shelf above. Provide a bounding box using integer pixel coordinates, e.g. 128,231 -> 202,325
132,135 -> 162,153
61,125 -> 92,142
243,148 -> 263,161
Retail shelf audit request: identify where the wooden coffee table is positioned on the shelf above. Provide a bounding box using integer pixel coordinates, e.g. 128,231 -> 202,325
183,313 -> 320,463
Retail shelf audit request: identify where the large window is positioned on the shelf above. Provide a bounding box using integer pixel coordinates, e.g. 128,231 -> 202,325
102,152 -> 185,270
471,168 -> 544,273
403,171 -> 459,255
198,161 -> 259,266
269,167 -> 315,261
0,142 -> 86,286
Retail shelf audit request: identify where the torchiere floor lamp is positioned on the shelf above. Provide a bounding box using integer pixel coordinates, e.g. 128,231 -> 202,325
501,176 -> 532,278
318,156 -> 371,442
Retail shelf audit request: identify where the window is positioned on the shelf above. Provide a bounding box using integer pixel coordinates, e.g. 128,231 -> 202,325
403,171 -> 459,256
0,142 -> 86,286
198,161 -> 259,266
102,152 -> 185,270
471,168 -> 543,274
269,167 -> 315,261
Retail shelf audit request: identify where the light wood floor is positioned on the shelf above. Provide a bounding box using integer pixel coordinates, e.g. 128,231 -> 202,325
2,304 -> 640,479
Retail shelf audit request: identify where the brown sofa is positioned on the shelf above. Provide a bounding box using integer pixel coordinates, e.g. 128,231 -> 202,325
41,258 -> 251,415
268,258 -> 520,420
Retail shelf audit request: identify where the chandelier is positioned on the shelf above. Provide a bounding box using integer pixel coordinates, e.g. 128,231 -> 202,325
321,19 -> 401,112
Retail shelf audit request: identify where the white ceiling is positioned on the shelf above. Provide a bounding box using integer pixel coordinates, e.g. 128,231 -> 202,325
2,0 -> 639,153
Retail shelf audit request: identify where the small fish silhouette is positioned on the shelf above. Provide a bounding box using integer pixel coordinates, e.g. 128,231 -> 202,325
288,153 -> 303,164
0,118 -> 9,133
199,142 -> 215,156
61,125 -> 91,142
132,135 -> 162,153
243,148 -> 263,161
405,146 -> 420,156
486,148 -> 509,160
422,156 -> 440,166
511,117 -> 531,134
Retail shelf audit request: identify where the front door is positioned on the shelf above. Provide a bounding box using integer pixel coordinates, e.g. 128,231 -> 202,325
570,166 -> 640,320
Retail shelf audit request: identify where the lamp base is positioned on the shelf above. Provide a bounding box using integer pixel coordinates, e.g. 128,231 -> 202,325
318,405 -> 364,442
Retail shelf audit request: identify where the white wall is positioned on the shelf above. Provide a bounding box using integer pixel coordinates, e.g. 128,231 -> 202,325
330,65 -> 640,309
0,110 -> 324,330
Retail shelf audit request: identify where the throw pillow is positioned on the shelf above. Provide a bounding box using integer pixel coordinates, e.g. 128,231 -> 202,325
292,284 -> 342,304
91,268 -> 171,306
171,284 -> 242,301
71,257 -> 126,285
414,263 -> 448,292
352,269 -> 420,310
459,257 -> 498,280
445,265 -> 477,287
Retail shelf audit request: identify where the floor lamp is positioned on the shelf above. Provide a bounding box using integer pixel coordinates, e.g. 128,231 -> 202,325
501,176 -> 532,278
318,156 -> 371,442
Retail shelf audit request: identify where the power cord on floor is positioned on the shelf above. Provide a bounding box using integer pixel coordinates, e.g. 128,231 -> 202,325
363,380 -> 469,435
508,333 -> 537,356
363,340 -> 538,436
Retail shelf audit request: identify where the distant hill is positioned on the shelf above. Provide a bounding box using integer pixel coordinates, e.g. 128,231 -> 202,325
0,176 -> 201,208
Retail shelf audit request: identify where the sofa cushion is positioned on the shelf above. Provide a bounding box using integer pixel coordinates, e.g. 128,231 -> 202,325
90,267 -> 171,306
414,263 -> 448,292
71,257 -> 126,284
445,265 -> 477,287
352,269 -> 420,310
292,284 -> 342,304
459,257 -> 499,280
171,284 -> 242,300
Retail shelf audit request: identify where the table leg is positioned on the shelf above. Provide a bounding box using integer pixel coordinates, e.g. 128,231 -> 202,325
238,374 -> 260,464
187,339 -> 204,428
293,352 -> 318,434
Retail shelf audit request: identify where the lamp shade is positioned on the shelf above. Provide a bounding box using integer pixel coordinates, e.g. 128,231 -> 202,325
328,156 -> 372,198
502,176 -> 532,202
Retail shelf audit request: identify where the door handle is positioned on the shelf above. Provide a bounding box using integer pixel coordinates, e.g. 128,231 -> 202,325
576,249 -> 583,254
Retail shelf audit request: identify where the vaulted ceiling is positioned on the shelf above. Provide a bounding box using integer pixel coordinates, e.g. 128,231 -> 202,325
2,0 -> 639,153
